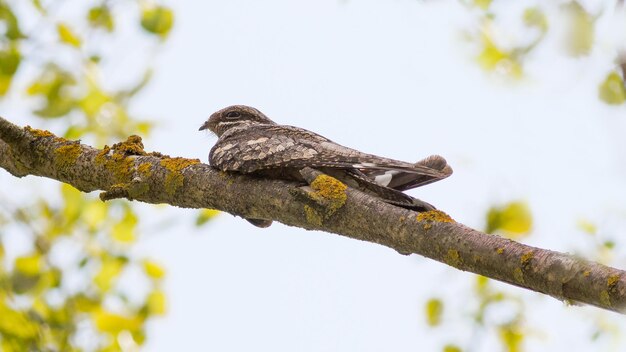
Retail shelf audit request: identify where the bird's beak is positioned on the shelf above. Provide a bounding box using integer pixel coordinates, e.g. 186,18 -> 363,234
198,120 -> 210,131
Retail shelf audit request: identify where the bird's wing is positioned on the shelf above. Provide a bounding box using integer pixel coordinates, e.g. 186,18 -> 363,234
210,125 -> 446,178
361,155 -> 453,191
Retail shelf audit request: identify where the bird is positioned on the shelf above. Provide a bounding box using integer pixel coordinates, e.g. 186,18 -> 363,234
199,105 -> 452,227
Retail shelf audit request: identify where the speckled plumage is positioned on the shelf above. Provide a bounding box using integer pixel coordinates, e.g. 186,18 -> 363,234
199,105 -> 452,226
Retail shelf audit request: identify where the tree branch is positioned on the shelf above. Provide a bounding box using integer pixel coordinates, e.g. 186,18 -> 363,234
1,116 -> 625,313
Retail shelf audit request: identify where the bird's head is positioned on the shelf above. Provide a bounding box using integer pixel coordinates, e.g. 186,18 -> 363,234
199,105 -> 275,136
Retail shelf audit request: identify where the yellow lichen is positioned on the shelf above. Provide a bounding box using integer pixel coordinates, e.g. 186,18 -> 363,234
310,174 -> 347,212
600,291 -> 611,307
95,144 -> 133,182
25,126 -> 55,138
416,210 -> 455,223
583,270 -> 591,277
496,247 -> 504,254
137,162 -> 153,178
54,143 -> 81,170
513,268 -> 524,283
304,205 -> 323,227
607,275 -> 620,289
520,251 -> 534,268
111,135 -> 146,155
303,174 -> 348,225
159,157 -> 200,196
444,249 -> 462,267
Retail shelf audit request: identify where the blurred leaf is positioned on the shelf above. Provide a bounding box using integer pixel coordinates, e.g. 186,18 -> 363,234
443,345 -> 462,352
477,33 -> 522,78
499,323 -> 524,352
94,256 -> 126,291
88,5 -> 114,32
57,23 -> 82,48
475,275 -> 489,295
83,200 -> 108,232
577,219 -> 597,235
562,1 -> 594,57
79,81 -> 110,118
63,125 -> 87,139
0,45 -> 21,96
140,6 -> 174,38
147,290 -> 166,315
61,184 -> 84,226
523,7 -> 548,33
603,240 -> 615,249
0,302 -> 39,339
0,3 -> 25,40
425,298 -> 443,327
112,209 -> 138,243
473,0 -> 492,10
31,0 -> 45,14
486,201 -> 532,238
27,65 -> 77,118
598,72 -> 626,105
196,209 -> 220,226
143,260 -> 165,280
93,309 -> 143,333
15,254 -> 42,276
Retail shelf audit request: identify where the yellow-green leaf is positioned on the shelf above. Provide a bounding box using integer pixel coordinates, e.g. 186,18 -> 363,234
473,0 -> 492,10
196,209 -> 220,226
523,7 -> 548,33
598,72 -> 626,105
15,254 -> 42,276
0,302 -> 39,339
486,201 -> 532,238
498,323 -> 524,352
93,309 -> 143,333
562,2 -> 594,56
147,290 -> 166,315
577,219 -> 597,235
140,6 -> 174,38
83,200 -> 108,232
57,23 -> 82,48
88,6 -> 114,32
477,34 -> 522,78
143,260 -> 165,280
443,345 -> 462,352
94,256 -> 126,291
112,209 -> 138,243
425,298 -> 443,327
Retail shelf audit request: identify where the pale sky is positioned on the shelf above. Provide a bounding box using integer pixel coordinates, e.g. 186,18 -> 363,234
3,0 -> 626,351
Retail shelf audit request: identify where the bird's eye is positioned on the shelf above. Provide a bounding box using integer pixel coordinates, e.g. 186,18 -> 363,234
225,111 -> 241,119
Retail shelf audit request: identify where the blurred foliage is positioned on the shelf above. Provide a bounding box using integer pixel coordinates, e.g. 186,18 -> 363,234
468,1 -> 626,106
0,0 -> 177,350
485,201 -> 532,239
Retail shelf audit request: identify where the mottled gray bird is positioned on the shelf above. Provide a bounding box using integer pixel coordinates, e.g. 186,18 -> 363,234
199,105 -> 452,227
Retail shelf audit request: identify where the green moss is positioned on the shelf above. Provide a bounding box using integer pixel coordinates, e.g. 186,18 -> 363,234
25,126 -> 55,138
444,249 -> 462,268
159,157 -> 200,196
54,143 -> 81,170
513,268 -> 524,283
416,210 -> 455,223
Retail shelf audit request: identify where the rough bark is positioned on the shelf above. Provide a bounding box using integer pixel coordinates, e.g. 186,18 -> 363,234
1,116 -> 625,313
